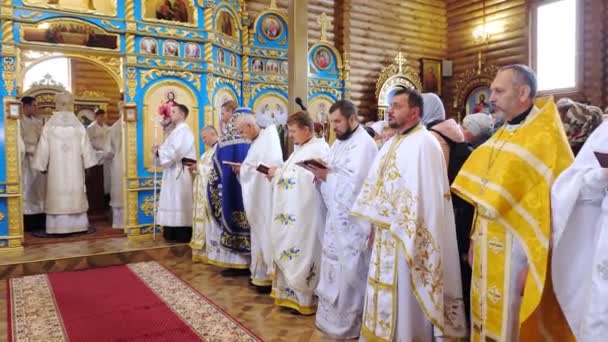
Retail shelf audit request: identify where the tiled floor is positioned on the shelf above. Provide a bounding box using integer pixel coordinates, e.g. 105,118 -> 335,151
1,239 -> 352,341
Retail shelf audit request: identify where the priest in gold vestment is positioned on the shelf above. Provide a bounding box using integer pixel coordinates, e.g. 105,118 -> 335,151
452,65 -> 575,341
190,126 -> 220,262
352,88 -> 466,341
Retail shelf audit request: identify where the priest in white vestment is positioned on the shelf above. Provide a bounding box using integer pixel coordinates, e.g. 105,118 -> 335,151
307,100 -> 377,339
104,113 -> 123,229
551,121 -> 608,341
153,103 -> 196,243
267,111 -> 330,315
190,126 -> 220,262
234,115 -> 283,290
87,108 -> 110,192
352,88 -> 467,341
20,96 -> 46,231
33,92 -> 99,234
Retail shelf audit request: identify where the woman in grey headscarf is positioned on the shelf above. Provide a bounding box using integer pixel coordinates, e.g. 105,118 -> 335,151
421,93 -> 464,166
421,93 -> 446,126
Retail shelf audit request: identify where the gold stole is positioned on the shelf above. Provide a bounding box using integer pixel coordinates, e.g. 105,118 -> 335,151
452,97 -> 574,341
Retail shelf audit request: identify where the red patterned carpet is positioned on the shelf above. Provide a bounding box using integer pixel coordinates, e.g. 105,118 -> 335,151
7,262 -> 262,341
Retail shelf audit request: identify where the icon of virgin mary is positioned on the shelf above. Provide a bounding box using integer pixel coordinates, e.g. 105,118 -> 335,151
156,0 -> 189,23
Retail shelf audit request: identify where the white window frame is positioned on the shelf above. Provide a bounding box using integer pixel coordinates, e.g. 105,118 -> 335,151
530,0 -> 582,96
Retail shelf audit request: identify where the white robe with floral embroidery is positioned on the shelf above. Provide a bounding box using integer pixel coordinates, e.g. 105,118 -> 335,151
270,137 -> 329,314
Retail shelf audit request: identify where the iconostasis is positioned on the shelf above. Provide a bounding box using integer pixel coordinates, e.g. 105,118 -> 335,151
0,0 -> 348,250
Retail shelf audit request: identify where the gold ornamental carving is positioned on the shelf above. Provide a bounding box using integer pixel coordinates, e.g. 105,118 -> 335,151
101,20 -> 121,31
3,57 -> 17,95
140,69 -> 201,91
204,105 -> 213,129
2,20 -> 14,43
207,76 -> 241,103
317,12 -> 329,42
126,0 -> 135,21
19,11 -> 42,20
126,67 -> 137,100
140,194 -> 159,217
250,83 -> 287,101
375,52 -> 423,99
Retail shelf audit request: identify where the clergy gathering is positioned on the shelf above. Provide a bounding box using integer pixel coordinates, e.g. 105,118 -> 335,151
1,0 -> 607,341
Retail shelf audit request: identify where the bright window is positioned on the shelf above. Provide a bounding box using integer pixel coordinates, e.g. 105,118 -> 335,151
534,0 -> 578,92
23,57 -> 71,92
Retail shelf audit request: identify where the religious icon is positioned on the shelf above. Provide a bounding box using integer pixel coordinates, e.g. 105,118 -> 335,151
266,60 -> 279,74
123,104 -> 138,122
421,58 -> 442,96
253,95 -> 288,128
251,58 -> 263,73
229,54 -> 237,68
217,48 -> 225,64
22,21 -> 118,50
466,86 -> 493,114
163,40 -> 179,57
214,88 -> 237,132
261,15 -> 282,40
155,0 -> 189,23
185,42 -> 200,58
313,47 -> 332,70
308,97 -> 333,141
216,11 -> 234,37
6,101 -> 21,120
144,83 -> 199,171
158,90 -> 178,125
140,38 -> 158,55
281,61 -> 288,74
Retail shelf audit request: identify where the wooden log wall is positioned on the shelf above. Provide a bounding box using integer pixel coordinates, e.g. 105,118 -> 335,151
246,0 -> 607,118
246,0 -> 336,46
336,0 -> 447,120
71,59 -> 121,123
444,0 -> 606,117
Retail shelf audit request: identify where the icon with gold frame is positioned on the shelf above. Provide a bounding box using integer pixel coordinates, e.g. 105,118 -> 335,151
5,100 -> 21,120
123,103 -> 138,122
261,15 -> 283,41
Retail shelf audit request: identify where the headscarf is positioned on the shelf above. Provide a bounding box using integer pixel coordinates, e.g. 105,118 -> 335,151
462,113 -> 494,138
556,99 -> 603,155
421,93 -> 446,126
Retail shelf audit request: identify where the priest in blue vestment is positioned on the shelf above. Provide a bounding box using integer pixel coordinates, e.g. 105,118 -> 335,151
206,105 -> 252,276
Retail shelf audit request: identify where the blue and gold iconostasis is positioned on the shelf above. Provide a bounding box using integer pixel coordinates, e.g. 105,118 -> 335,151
0,0 -> 348,251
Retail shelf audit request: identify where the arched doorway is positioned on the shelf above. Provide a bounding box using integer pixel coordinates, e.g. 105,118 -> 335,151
19,53 -> 124,244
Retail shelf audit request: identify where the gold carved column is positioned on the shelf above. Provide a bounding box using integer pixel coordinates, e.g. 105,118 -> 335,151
287,0 -> 308,114
1,2 -> 24,253
123,0 -> 140,239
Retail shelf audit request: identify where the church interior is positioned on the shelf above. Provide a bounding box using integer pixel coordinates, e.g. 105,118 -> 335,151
1,0 -> 607,341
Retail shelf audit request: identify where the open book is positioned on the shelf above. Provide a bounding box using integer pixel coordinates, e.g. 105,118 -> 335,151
295,159 -> 328,172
